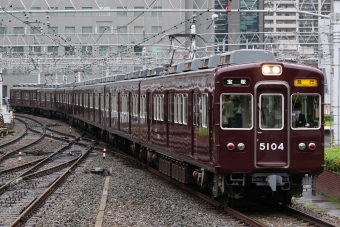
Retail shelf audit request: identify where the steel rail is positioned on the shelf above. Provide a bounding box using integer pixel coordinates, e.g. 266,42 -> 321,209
10,141 -> 96,227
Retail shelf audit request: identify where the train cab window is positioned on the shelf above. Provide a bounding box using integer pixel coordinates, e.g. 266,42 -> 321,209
221,94 -> 252,129
291,94 -> 320,129
260,95 -> 283,130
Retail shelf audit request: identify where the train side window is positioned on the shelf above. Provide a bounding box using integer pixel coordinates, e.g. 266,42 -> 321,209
160,94 -> 164,121
174,94 -> 178,123
112,94 -> 117,112
95,94 -> 99,109
90,94 -> 93,108
100,93 -> 104,111
84,94 -> 86,107
179,94 -> 183,124
202,93 -> 208,128
291,94 -> 320,129
168,93 -> 172,122
148,93 -> 152,120
153,95 -> 157,120
105,93 -> 110,112
183,94 -> 188,125
140,95 -> 146,118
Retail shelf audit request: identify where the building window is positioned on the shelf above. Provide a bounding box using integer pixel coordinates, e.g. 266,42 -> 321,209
151,26 -> 162,34
151,46 -> 162,52
84,68 -> 92,76
0,27 -> 6,35
48,7 -> 58,17
65,27 -> 75,35
0,47 -> 7,53
134,26 -> 144,33
14,7 -> 24,17
117,26 -> 127,34
99,46 -> 110,55
134,6 -> 144,16
29,46 -> 41,53
65,46 -> 75,55
14,27 -> 24,35
82,26 -> 92,36
48,27 -> 58,35
117,46 -> 127,53
65,7 -> 75,17
48,46 -> 58,55
117,7 -> 127,16
0,8 -> 7,17
152,6 -> 162,16
134,66 -> 142,71
30,7 -> 41,17
30,27 -> 41,34
82,46 -> 92,55
99,26 -> 110,34
13,46 -> 24,54
82,7 -> 92,16
99,7 -> 110,16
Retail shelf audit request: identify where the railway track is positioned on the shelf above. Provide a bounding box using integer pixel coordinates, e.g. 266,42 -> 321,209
102,143 -> 338,227
0,128 -> 95,226
2,114 -> 338,226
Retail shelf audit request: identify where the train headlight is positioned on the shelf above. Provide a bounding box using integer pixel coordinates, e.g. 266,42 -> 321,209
262,64 -> 282,76
262,66 -> 271,74
237,143 -> 245,151
298,143 -> 306,150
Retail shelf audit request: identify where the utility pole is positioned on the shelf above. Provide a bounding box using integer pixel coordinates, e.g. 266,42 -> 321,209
332,0 -> 340,145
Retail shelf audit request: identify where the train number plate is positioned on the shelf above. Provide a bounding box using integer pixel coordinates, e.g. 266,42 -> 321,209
259,143 -> 284,151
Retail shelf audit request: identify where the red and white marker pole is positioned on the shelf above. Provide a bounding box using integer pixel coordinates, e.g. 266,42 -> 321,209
18,151 -> 22,161
103,148 -> 106,159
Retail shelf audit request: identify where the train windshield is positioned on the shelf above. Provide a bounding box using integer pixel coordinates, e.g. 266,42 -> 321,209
221,94 -> 252,129
291,94 -> 321,129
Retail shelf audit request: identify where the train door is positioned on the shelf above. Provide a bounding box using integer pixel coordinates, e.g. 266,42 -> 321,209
118,92 -> 121,130
255,83 -> 288,167
147,92 -> 151,141
99,93 -> 102,125
108,93 -> 111,128
191,91 -> 199,158
166,92 -> 171,147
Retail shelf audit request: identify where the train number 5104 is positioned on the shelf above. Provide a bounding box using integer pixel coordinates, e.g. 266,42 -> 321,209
259,143 -> 284,151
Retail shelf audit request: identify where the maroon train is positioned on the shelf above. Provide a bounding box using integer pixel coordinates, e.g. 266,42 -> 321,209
10,49 -> 324,204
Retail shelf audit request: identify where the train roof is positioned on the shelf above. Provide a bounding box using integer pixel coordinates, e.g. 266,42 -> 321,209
11,50 -> 277,88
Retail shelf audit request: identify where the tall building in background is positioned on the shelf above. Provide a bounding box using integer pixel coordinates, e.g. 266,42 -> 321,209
219,0 -> 264,51
264,0 -> 332,64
